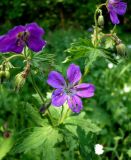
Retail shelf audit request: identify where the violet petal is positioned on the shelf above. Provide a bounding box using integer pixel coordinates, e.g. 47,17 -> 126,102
27,36 -> 46,52
109,11 -> 120,24
75,83 -> 95,98
0,25 -> 25,53
7,25 -> 25,37
108,0 -> 120,4
26,22 -> 45,37
0,35 -> 24,53
52,89 -> 67,107
67,64 -> 82,85
114,2 -> 127,15
67,95 -> 83,113
47,71 -> 66,88
26,23 -> 46,52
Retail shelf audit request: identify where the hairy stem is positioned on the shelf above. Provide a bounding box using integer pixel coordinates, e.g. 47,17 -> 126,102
94,3 -> 106,47
30,71 -> 53,125
79,67 -> 89,84
2,54 -> 24,64
59,108 -> 70,125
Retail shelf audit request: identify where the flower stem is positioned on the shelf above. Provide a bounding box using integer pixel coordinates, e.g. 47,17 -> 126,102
30,71 -> 53,125
94,3 -> 106,47
111,25 -> 116,33
30,72 -> 45,103
58,105 -> 64,124
59,108 -> 70,125
79,67 -> 89,83
4,54 -> 25,62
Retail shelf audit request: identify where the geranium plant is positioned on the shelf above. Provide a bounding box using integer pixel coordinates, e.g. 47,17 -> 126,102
0,0 -> 127,159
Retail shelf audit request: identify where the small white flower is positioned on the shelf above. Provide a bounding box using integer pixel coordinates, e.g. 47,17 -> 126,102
94,144 -> 104,155
108,63 -> 113,69
123,84 -> 131,93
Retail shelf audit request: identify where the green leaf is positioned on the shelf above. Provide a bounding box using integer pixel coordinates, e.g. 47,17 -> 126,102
25,103 -> 48,126
13,126 -> 50,153
105,37 -> 115,49
100,48 -> 118,64
63,113 -> 101,136
84,48 -> 101,68
0,136 -> 14,160
62,132 -> 78,160
42,128 -> 63,160
32,93 -> 43,104
30,51 -> 55,82
32,52 -> 55,66
48,103 -> 69,125
66,38 -> 118,65
64,124 -> 78,137
49,105 -> 62,121
77,127 -> 96,159
13,126 -> 62,154
66,38 -> 95,61
127,149 -> 131,158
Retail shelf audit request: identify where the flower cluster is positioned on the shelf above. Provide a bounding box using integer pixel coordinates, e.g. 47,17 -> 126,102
107,0 -> 127,24
0,23 -> 46,53
0,22 -> 95,113
47,64 -> 95,113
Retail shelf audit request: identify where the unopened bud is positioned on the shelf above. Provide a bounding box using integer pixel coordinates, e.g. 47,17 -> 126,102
39,106 -> 46,113
0,71 -> 5,78
98,15 -> 104,26
15,73 -> 26,91
116,43 -> 126,56
5,70 -> 10,79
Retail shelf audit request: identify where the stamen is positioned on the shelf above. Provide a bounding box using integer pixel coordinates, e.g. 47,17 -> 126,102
16,31 -> 29,46
64,83 -> 76,96
17,32 -> 23,38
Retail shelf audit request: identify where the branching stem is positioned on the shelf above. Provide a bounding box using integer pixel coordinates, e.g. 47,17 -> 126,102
94,3 -> 106,47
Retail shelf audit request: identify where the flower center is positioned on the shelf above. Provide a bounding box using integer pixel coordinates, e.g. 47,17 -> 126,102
64,87 -> 72,95
16,31 -> 29,46
64,84 -> 76,96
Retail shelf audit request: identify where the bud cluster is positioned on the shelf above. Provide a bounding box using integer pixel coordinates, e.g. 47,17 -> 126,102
0,61 -> 13,81
116,43 -> 126,57
111,35 -> 126,56
91,2 -> 127,58
98,10 -> 104,27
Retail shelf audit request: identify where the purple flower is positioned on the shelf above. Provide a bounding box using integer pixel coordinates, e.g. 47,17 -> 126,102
107,0 -> 127,24
47,64 -> 95,113
0,22 -> 46,53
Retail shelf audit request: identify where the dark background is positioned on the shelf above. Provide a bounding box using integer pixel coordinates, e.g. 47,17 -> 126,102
0,0 -> 130,33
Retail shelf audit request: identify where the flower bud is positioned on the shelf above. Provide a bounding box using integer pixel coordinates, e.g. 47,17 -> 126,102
39,106 -> 46,113
15,73 -> 26,91
116,43 -> 126,56
0,71 -> 5,78
5,70 -> 10,79
98,15 -> 104,26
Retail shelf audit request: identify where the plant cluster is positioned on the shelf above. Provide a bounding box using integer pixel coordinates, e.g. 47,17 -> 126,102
0,0 -> 130,160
